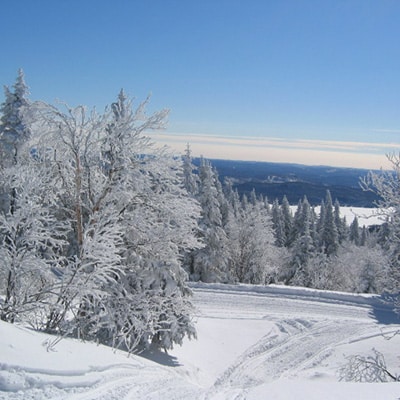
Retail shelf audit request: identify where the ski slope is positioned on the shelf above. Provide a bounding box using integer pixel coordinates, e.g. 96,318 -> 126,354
1,283 -> 400,399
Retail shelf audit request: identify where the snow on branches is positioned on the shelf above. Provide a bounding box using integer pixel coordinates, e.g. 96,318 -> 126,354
0,73 -> 201,352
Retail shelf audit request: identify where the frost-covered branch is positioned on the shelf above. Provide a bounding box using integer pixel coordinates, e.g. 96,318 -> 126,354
339,348 -> 399,383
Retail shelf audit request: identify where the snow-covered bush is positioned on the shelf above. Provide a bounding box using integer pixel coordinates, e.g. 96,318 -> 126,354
339,349 -> 399,382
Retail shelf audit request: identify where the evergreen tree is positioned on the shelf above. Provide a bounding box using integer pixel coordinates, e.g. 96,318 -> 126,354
281,195 -> 293,247
250,188 -> 257,206
263,195 -> 271,213
191,158 -> 229,282
360,225 -> 368,246
334,199 -> 348,243
316,199 -> 326,250
271,198 -> 286,247
290,199 -> 304,245
182,143 -> 198,196
213,165 -> 230,228
0,69 -> 31,167
289,196 -> 315,286
349,216 -> 360,245
320,190 -> 339,256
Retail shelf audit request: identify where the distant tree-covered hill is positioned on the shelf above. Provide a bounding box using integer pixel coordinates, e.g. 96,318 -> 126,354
193,158 -> 380,207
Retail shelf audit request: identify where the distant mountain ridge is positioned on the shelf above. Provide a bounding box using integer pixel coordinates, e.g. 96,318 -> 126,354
193,158 -> 380,207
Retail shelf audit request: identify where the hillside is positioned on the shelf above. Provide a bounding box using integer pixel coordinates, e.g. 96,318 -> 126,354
194,159 -> 381,207
1,283 -> 400,399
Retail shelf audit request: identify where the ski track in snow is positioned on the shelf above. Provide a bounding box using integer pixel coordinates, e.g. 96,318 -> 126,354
209,319 -> 368,395
1,283 -> 399,399
0,361 -> 203,400
190,284 -> 399,399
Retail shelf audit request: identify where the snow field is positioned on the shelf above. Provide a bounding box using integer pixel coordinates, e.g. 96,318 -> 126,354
171,284 -> 400,399
1,283 -> 400,399
290,206 -> 383,227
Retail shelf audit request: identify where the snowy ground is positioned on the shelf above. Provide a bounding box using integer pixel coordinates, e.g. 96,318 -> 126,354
293,206 -> 384,227
338,206 -> 383,227
1,283 -> 400,399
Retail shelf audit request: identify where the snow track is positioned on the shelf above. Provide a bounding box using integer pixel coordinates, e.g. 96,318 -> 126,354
181,284 -> 400,399
1,283 -> 399,399
0,360 -> 203,400
212,319 -> 368,389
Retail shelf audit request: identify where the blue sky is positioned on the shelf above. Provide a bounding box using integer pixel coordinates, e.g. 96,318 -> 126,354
1,0 -> 400,168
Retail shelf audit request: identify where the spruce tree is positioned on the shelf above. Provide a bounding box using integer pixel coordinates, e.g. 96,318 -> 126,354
191,158 -> 229,282
349,216 -> 360,245
182,143 -> 198,196
320,190 -> 339,256
281,195 -> 293,247
360,225 -> 368,246
289,196 -> 315,286
334,199 -> 348,243
0,69 -> 31,167
271,199 -> 286,247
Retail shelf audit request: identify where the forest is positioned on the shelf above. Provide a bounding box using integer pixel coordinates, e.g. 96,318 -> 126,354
1,70 -> 399,354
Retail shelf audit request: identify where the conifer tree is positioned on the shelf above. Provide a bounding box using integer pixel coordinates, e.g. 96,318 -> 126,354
334,199 -> 348,243
290,199 -> 304,245
360,225 -> 368,246
0,69 -> 31,167
317,199 -> 326,250
281,195 -> 293,247
349,216 -> 360,245
320,190 -> 339,256
289,196 -> 315,286
182,143 -> 198,196
191,158 -> 229,282
271,199 -> 286,247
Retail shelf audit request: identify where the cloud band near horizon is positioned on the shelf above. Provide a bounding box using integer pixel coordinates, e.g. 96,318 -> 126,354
150,132 -> 400,170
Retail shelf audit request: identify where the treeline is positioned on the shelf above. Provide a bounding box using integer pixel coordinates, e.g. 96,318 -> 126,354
182,148 -> 391,294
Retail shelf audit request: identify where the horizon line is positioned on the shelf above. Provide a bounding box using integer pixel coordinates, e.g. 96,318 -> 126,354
150,132 -> 399,170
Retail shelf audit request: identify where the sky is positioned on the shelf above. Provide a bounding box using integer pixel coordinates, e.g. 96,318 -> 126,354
1,0 -> 400,169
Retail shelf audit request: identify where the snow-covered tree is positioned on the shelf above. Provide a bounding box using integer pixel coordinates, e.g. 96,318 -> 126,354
320,190 -> 339,256
334,244 -> 390,293
0,83 -> 202,352
334,199 -> 348,243
349,216 -> 360,245
361,153 -> 400,292
190,158 -> 229,282
360,225 -> 368,246
228,197 -> 281,284
289,196 -> 315,286
182,143 -> 198,196
0,69 -> 31,166
0,162 -> 67,324
271,199 -> 286,247
281,195 -> 293,247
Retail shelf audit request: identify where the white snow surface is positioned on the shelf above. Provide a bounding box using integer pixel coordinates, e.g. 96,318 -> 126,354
291,206 -> 384,227
336,206 -> 383,227
1,283 -> 400,399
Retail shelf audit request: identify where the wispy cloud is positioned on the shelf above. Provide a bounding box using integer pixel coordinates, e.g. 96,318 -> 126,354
149,132 -> 400,169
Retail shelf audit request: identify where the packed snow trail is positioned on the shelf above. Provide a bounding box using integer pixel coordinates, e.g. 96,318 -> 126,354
1,283 -> 400,399
173,283 -> 400,399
